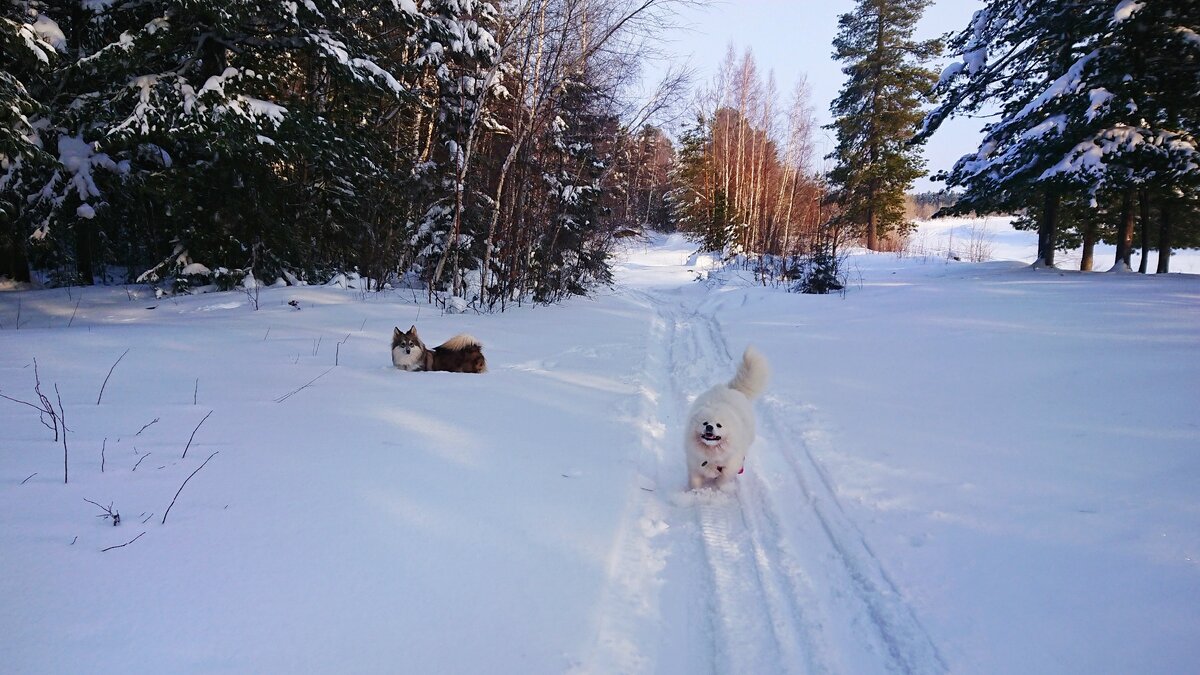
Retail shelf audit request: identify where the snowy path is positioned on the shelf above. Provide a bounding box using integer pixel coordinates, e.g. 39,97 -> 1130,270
581,247 -> 947,674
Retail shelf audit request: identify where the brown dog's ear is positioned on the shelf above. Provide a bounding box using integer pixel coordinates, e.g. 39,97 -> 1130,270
393,326 -> 402,338
408,325 -> 418,335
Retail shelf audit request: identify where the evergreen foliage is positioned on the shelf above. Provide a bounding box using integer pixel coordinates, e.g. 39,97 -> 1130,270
0,0 -> 683,307
1,2 -> 59,281
792,243 -> 847,295
922,0 -> 1200,270
608,125 -> 674,233
668,113 -> 730,251
826,0 -> 940,251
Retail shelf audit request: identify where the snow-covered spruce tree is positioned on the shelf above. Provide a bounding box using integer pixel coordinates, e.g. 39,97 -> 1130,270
416,0 -> 501,300
1038,0 -> 1200,271
918,2 -> 1112,267
667,113 -> 731,251
528,72 -> 615,303
27,0 -> 424,286
826,0 -> 941,251
607,124 -> 674,234
0,3 -> 60,282
920,0 -> 1199,271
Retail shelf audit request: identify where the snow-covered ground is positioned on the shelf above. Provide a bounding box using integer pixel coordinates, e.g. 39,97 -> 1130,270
2,220 -> 1198,673
906,215 -> 1200,273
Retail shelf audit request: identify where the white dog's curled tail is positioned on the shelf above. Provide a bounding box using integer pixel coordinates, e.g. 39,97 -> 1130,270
729,345 -> 769,399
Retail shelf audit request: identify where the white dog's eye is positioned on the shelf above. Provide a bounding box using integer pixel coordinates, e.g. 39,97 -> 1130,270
716,423 -> 722,428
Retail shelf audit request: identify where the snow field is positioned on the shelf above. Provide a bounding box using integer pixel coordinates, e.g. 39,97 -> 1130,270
2,219 -> 1199,673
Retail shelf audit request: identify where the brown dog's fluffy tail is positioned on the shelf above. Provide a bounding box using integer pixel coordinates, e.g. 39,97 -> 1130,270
434,334 -> 487,373
440,334 -> 481,351
728,346 -> 768,399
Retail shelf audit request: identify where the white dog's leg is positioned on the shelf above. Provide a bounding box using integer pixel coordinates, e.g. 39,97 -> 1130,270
713,464 -> 739,490
689,471 -> 705,490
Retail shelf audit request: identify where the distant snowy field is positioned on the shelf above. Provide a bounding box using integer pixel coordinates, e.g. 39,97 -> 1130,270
1,219 -> 1198,674
907,215 -> 1200,273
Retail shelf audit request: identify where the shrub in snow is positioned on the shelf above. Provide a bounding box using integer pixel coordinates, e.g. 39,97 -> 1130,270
792,245 -> 847,295
446,295 -> 468,314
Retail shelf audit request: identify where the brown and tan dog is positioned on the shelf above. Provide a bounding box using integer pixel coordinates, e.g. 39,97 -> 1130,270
391,325 -> 487,373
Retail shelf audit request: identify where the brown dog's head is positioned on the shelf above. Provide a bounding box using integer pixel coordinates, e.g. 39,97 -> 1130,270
392,325 -> 425,352
392,325 -> 428,370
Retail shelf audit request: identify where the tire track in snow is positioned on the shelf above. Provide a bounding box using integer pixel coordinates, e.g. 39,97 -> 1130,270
754,398 -> 947,674
670,304 -> 805,675
574,295 -> 710,675
581,286 -> 945,674
681,294 -> 945,674
695,293 -> 948,674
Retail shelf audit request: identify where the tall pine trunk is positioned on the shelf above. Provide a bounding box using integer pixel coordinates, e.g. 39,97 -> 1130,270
1036,190 -> 1058,267
74,222 -> 94,285
1156,203 -> 1172,274
1,240 -> 31,283
1080,215 -> 1096,271
1137,189 -> 1150,274
1113,189 -> 1135,271
866,175 -> 880,251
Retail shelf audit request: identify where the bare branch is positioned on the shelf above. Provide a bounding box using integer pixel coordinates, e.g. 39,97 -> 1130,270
101,531 -> 145,552
84,497 -> 120,525
335,334 -> 351,366
96,349 -> 131,405
135,417 -> 161,436
67,292 -> 83,328
0,359 -> 62,440
274,367 -> 335,403
56,384 -> 67,484
182,410 -> 214,459
0,391 -> 51,416
162,451 -> 219,525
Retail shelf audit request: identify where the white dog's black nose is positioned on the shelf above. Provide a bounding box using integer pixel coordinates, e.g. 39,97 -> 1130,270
704,423 -> 714,434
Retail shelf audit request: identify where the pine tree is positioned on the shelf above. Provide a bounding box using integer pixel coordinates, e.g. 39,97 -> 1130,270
0,0 -> 693,307
0,4 -> 60,281
529,71 -> 615,302
418,0 -> 501,298
921,0 -> 1199,270
609,125 -> 674,233
668,113 -> 728,250
927,2 -> 1108,267
1045,0 -> 1200,271
23,0 -> 425,285
827,0 -> 940,251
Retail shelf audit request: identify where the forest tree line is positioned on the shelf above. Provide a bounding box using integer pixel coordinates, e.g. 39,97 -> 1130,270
919,0 -> 1199,272
1,0 -> 687,308
2,0 -> 1197,307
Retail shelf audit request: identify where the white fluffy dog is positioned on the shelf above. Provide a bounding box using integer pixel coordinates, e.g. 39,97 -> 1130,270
685,346 -> 769,490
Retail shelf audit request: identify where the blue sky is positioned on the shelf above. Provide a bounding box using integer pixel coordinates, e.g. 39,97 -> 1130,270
654,0 -> 984,191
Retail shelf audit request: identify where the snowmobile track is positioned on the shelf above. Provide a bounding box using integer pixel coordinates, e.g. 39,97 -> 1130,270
581,287 -> 945,674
